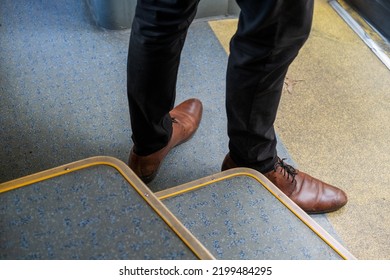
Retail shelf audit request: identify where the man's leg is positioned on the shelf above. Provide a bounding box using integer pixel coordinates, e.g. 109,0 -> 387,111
223,0 -> 347,213
127,0 -> 200,156
127,0 -> 202,183
226,0 -> 314,171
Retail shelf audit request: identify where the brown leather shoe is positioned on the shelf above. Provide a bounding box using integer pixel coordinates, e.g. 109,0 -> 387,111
129,98 -> 203,183
221,154 -> 347,214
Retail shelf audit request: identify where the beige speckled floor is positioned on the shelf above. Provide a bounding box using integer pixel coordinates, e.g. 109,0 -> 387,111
209,0 -> 390,260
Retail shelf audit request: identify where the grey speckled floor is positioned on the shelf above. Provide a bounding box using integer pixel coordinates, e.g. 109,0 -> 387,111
0,0 -> 343,255
0,0 -> 293,189
0,0 -> 131,182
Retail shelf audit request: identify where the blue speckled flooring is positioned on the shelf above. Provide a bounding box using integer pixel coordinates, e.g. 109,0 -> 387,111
0,0 -> 294,191
0,0 -> 131,182
0,0 -> 345,258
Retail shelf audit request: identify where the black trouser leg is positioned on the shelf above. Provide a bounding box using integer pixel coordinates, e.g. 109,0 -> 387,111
127,0 -> 200,156
227,0 -> 314,172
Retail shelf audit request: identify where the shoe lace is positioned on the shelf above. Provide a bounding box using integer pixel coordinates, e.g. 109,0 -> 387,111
274,158 -> 297,183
